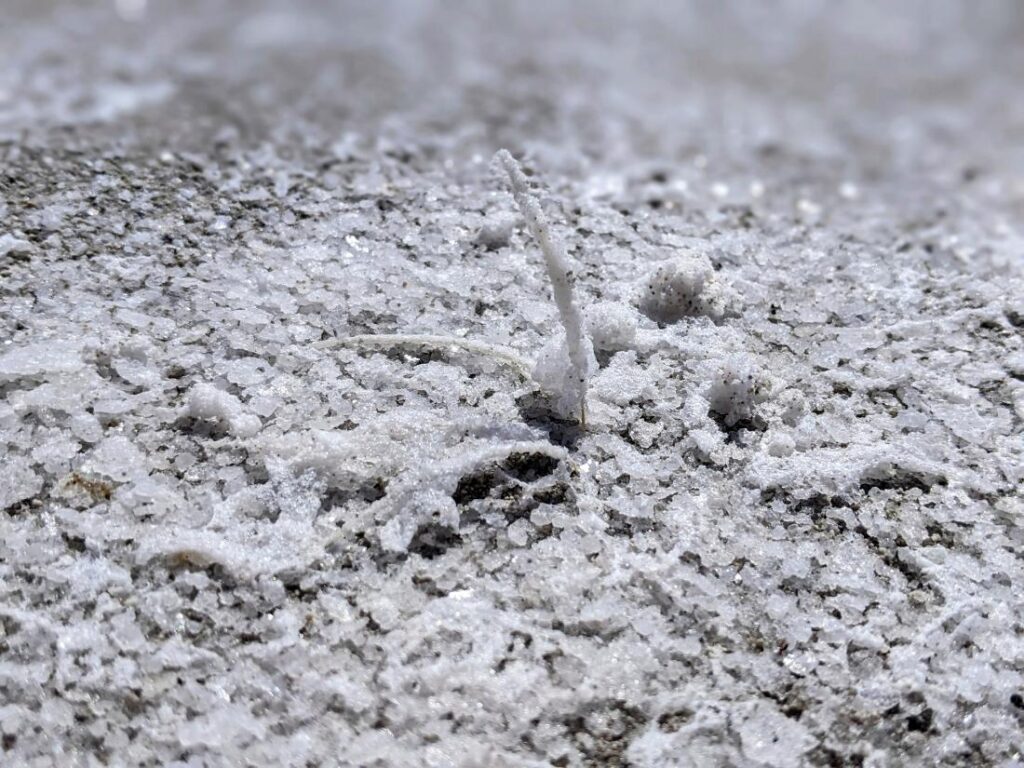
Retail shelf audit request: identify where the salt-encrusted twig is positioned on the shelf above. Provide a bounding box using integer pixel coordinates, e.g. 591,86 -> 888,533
314,333 -> 533,378
493,149 -> 591,424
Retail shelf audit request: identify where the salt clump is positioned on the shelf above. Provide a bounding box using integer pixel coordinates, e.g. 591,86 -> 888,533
584,301 -> 638,356
705,353 -> 769,427
639,251 -> 732,323
475,212 -> 517,250
186,383 -> 262,438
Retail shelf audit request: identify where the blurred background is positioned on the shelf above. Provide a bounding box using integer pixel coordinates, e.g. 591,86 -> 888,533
2,0 -> 1023,179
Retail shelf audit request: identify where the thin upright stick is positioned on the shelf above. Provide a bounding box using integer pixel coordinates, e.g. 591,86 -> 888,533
494,149 -> 589,424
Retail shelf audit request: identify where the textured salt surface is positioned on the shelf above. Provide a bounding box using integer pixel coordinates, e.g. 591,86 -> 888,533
1,1 -> 1023,766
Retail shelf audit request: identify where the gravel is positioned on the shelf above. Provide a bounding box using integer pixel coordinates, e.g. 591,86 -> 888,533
1,2 -> 1023,766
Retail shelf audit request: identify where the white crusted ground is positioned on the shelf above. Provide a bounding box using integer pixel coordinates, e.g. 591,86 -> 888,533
1,2 -> 1023,766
